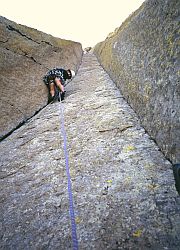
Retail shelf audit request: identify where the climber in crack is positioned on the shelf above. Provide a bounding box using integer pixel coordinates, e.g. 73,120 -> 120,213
43,68 -> 75,102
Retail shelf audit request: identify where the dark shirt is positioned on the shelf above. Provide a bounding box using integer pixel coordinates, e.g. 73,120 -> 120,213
43,68 -> 69,85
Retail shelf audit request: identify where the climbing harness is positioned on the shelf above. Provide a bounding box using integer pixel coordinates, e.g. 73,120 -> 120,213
59,93 -> 79,250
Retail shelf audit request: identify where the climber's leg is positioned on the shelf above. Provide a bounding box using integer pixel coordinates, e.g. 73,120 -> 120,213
54,77 -> 64,93
49,82 -> 55,97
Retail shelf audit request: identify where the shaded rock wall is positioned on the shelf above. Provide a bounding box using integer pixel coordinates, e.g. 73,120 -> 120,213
0,16 -> 83,140
94,0 -> 180,164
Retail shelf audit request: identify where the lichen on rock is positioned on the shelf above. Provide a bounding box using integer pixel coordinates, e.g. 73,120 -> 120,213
94,0 -> 180,164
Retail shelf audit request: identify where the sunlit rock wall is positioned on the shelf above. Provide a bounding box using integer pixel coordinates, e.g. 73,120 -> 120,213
94,0 -> 180,164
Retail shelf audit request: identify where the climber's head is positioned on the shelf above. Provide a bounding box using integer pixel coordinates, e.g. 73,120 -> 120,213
67,69 -> 75,79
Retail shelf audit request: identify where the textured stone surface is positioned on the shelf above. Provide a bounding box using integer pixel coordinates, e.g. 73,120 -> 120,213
0,53 -> 179,249
0,16 -> 83,140
94,0 -> 180,164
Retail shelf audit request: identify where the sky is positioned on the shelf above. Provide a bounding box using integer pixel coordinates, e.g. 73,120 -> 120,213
0,0 -> 144,48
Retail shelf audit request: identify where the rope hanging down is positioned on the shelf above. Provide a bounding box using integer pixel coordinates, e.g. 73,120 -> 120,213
59,93 -> 79,250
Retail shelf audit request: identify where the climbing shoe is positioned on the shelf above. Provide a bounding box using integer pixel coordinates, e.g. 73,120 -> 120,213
61,91 -> 65,101
48,92 -> 59,104
48,94 -> 55,104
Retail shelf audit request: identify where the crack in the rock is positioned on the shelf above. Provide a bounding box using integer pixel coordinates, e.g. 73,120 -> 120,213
19,137 -> 36,147
4,25 -> 60,50
0,38 -> 9,43
3,26 -> 56,66
23,52 -> 42,64
84,104 -> 104,110
0,165 -> 27,179
4,45 -> 47,68
0,102 -> 49,142
7,25 -> 41,44
99,125 -> 133,133
41,40 -> 53,46
29,56 -> 38,63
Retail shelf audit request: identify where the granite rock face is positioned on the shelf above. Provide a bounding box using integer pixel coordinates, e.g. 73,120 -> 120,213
0,16 -> 83,140
94,0 -> 180,164
0,53 -> 180,249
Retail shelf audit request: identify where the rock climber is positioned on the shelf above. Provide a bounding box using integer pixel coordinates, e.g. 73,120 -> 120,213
43,68 -> 75,102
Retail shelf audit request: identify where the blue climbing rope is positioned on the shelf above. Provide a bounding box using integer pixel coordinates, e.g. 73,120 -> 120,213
59,94 -> 79,250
